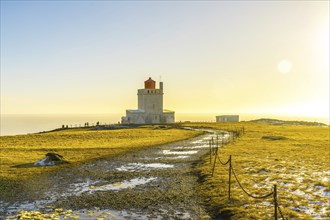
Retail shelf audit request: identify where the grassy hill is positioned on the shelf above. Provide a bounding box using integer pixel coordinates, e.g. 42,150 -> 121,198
1,121 -> 328,219
180,121 -> 329,219
0,126 -> 202,181
248,118 -> 327,126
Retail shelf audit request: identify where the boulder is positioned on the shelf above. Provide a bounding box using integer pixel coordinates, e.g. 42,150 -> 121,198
34,153 -> 67,166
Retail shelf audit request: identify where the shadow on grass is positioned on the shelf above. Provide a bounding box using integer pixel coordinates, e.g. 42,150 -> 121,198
12,153 -> 69,168
11,163 -> 38,168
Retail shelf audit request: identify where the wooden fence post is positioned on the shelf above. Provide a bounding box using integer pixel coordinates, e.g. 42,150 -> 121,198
274,184 -> 278,220
211,145 -> 218,176
228,155 -> 232,202
209,140 -> 212,163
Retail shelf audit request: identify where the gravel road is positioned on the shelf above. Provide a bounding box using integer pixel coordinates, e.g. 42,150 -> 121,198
1,129 -> 230,219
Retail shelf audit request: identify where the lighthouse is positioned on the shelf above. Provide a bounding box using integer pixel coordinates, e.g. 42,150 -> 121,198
121,77 -> 175,124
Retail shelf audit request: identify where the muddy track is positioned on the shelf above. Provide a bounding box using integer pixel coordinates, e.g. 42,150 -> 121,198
1,129 -> 230,219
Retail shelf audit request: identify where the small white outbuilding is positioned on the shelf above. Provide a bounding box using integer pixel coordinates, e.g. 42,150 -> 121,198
216,115 -> 239,122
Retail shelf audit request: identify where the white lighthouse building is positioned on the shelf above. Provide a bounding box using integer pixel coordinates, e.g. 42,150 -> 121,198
121,77 -> 175,124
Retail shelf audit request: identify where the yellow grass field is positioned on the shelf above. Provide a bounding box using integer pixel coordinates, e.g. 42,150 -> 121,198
1,122 -> 328,219
0,126 -> 202,181
181,122 -> 329,219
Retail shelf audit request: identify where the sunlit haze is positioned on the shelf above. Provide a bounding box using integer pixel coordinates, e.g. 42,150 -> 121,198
1,1 -> 329,122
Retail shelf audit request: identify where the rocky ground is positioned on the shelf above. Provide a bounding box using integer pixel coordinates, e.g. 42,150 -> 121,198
1,129 -> 230,219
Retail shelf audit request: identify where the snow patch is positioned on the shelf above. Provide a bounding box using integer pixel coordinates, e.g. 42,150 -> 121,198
162,150 -> 198,155
116,163 -> 174,172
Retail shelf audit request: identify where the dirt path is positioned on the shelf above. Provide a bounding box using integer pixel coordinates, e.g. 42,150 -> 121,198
2,129 -> 230,219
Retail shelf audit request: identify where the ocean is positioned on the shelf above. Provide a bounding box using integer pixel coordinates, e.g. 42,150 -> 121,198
1,113 -> 328,136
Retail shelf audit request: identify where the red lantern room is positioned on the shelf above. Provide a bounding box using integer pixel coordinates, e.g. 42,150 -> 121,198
144,77 -> 156,89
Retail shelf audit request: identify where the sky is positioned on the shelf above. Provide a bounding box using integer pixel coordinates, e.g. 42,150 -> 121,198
1,1 -> 329,120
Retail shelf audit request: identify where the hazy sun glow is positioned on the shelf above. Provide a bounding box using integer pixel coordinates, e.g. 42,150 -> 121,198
277,60 -> 292,74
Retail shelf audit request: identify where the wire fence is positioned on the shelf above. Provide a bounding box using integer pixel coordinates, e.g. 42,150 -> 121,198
208,129 -> 285,220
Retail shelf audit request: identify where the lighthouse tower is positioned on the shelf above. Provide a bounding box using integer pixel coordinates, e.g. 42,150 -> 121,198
138,77 -> 163,114
121,77 -> 174,124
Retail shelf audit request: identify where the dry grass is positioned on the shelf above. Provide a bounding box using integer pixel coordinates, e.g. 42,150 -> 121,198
181,122 -> 329,219
0,126 -> 202,181
1,122 -> 329,219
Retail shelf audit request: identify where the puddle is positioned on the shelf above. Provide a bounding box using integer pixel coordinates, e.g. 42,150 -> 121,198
185,145 -> 210,149
2,128 -> 216,220
162,150 -> 198,155
5,207 -> 192,220
116,163 -> 174,172
169,155 -> 190,159
1,177 -> 158,218
2,196 -> 58,217
143,156 -> 162,160
142,156 -> 192,160
190,135 -> 218,144
69,208 -> 163,220
191,140 -> 205,144
88,177 -> 157,193
145,155 -> 191,159
64,179 -> 101,196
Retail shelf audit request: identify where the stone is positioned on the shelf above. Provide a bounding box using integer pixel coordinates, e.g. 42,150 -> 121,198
34,153 -> 68,166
